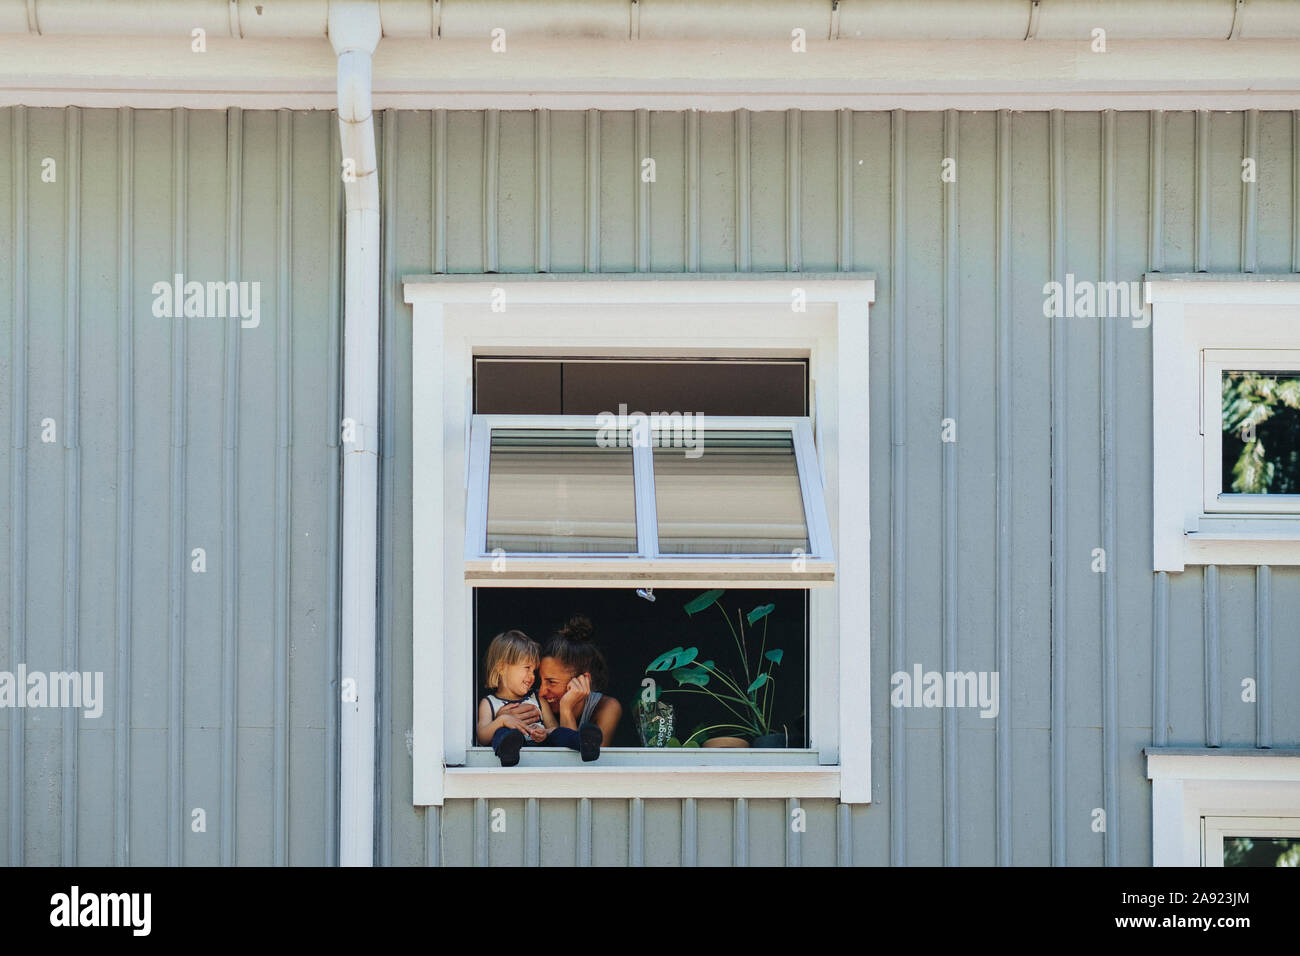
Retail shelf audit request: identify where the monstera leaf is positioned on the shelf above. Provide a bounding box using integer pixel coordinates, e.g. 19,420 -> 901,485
683,589 -> 725,615
672,661 -> 714,687
646,646 -> 698,672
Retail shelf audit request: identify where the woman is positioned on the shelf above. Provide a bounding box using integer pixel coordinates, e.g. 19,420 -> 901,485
494,614 -> 623,759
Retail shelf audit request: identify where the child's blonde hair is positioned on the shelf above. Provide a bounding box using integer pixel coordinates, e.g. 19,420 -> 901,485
485,629 -> 540,690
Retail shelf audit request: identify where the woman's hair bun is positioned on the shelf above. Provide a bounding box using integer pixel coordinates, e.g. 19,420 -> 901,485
560,614 -> 594,642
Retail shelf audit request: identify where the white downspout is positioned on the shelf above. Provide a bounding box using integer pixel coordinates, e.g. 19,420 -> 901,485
329,0 -> 381,868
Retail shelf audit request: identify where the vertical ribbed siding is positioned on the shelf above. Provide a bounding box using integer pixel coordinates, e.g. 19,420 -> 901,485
993,109 -> 1012,868
272,109 -> 292,866
325,110 -> 343,867
1047,108 -> 1068,868
113,106 -> 134,866
167,106 -> 187,869
392,111 -> 1289,868
1242,110 -> 1259,273
378,110 -> 397,867
1205,565 -> 1222,747
0,106 -> 339,865
7,106 -> 1300,868
940,109 -> 959,866
735,110 -> 751,272
685,110 -> 700,272
7,105 -> 28,868
1099,109 -> 1120,866
220,107 -> 242,867
887,108 -> 907,868
1256,566 -> 1272,749
60,106 -> 81,866
535,109 -> 550,273
1195,110 -> 1210,272
1149,111 -> 1164,273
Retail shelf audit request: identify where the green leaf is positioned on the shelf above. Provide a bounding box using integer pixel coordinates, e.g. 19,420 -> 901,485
746,603 -> 775,625
683,589 -> 725,615
672,663 -> 712,687
764,649 -> 784,665
746,673 -> 771,695
646,646 -> 698,672
666,737 -> 682,748
683,740 -> 700,748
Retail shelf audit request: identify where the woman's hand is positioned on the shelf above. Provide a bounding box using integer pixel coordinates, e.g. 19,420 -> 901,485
559,673 -> 591,722
497,701 -> 541,725
499,714 -> 535,735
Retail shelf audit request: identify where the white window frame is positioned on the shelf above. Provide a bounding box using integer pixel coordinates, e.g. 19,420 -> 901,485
1147,749 -> 1300,866
466,414 -> 835,586
1202,815 -> 1300,868
405,274 -> 874,806
1201,350 -> 1300,515
1150,275 -> 1300,571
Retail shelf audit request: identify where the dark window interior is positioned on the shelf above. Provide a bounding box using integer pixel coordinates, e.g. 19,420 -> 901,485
475,587 -> 808,748
475,358 -> 807,416
472,357 -> 812,749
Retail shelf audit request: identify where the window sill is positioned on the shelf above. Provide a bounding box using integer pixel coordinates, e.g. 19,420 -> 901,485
442,764 -> 842,800
462,746 -> 823,769
1180,513 -> 1300,566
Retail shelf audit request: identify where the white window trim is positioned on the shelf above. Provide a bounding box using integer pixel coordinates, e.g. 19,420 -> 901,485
1149,275 -> 1300,571
1147,749 -> 1300,866
466,414 -> 836,586
405,274 -> 874,806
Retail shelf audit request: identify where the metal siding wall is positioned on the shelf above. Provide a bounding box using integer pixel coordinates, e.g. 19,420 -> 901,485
0,106 -> 341,865
5,106 -> 1300,866
374,107 -> 1300,867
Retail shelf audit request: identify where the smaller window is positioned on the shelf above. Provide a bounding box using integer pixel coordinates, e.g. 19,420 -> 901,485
1204,817 -> 1300,867
1203,351 -> 1300,513
1149,276 -> 1300,570
465,415 -> 835,587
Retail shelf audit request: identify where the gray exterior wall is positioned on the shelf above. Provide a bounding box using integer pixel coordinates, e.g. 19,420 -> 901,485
3,105 -> 1298,866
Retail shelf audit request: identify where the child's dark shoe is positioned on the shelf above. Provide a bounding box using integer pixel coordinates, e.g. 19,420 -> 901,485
578,723 -> 602,762
497,729 -> 525,767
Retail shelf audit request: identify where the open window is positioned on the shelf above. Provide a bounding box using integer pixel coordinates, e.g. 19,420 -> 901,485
405,274 -> 874,804
1150,276 -> 1300,570
465,415 -> 834,586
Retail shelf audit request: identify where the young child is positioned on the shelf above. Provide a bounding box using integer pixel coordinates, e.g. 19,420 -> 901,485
477,630 -> 552,766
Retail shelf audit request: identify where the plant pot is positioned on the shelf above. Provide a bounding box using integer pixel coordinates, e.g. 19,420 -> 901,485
702,736 -> 750,748
752,731 -> 803,748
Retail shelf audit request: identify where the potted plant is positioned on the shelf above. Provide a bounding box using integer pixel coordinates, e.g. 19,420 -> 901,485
633,697 -> 676,747
644,589 -> 790,747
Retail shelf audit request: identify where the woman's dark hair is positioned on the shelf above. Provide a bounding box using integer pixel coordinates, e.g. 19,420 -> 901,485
542,614 -> 609,690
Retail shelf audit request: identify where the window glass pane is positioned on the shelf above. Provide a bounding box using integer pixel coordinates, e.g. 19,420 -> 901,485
474,587 -> 810,748
487,429 -> 636,553
653,430 -> 810,555
1223,836 -> 1300,867
1222,370 -> 1300,494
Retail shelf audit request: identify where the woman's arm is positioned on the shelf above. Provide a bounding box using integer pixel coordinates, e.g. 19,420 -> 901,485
592,695 -> 622,747
539,696 -> 558,730
476,697 -> 533,744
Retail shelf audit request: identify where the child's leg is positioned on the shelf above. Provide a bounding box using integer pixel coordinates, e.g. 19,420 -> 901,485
492,726 -> 526,766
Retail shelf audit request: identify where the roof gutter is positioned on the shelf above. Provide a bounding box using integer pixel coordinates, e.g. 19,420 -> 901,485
3,0 -> 1300,41
329,0 -> 380,869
